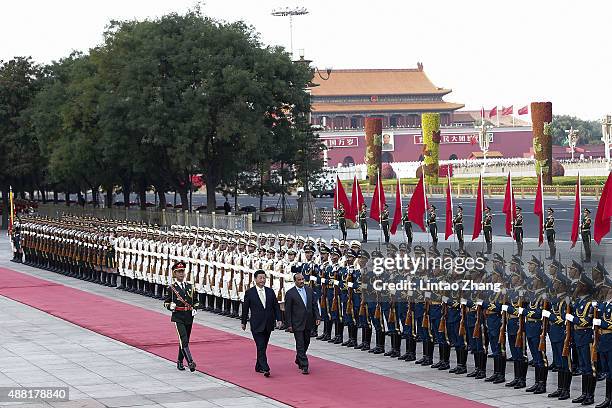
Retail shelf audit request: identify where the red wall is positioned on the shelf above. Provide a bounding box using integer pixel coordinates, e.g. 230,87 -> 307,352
323,128 -> 533,166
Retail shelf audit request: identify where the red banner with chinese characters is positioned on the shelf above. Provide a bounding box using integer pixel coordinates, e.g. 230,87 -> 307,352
414,134 -> 478,145
320,136 -> 359,148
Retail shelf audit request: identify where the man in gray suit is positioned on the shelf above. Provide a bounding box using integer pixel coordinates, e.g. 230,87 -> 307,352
285,272 -> 321,374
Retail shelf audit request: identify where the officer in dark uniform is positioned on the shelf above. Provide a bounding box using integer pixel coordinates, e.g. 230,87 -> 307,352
402,206 -> 413,247
11,221 -> 22,263
582,208 -> 592,263
593,272 -> 612,408
545,208 -> 556,259
337,204 -> 347,241
483,206 -> 493,254
513,206 -> 524,257
504,257 -> 528,389
359,204 -> 368,243
367,249 -> 386,355
454,206 -> 464,250
381,204 -> 390,244
164,261 -> 200,372
428,205 -> 438,246
484,254 -> 506,384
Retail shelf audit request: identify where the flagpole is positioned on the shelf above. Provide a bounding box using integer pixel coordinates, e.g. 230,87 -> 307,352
399,178 -> 406,244
9,186 -> 14,235
509,172 -> 515,255
540,166 -> 546,258
480,173 -> 486,250
334,172 -> 338,235
579,172 -> 583,258
422,164 -> 430,247
449,172 -> 456,247
378,169 -> 383,244
496,106 -> 500,127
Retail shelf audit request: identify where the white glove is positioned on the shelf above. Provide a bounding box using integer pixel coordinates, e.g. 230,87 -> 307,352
321,278 -> 326,283
192,309 -> 198,317
333,279 -> 339,285
502,305 -> 509,312
476,301 -> 483,306
592,301 -> 598,307
310,277 -> 318,283
425,292 -> 431,299
518,307 -> 524,316
565,313 -> 574,322
460,299 -> 467,305
442,296 -> 449,303
593,318 -> 602,327
170,302 -> 176,311
541,310 -> 551,319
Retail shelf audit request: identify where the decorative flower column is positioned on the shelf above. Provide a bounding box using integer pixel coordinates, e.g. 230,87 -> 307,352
531,102 -> 553,184
364,118 -> 382,185
422,113 -> 441,184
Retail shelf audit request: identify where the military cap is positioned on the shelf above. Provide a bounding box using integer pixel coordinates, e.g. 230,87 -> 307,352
569,260 -> 584,273
319,245 -> 330,254
578,272 -> 595,290
278,233 -> 286,239
516,206 -> 522,211
413,245 -> 426,256
547,207 -> 554,213
330,247 -> 342,257
359,249 -> 370,259
443,248 -> 456,258
306,237 -> 315,244
430,204 -> 437,210
286,235 -> 296,241
286,248 -> 297,255
594,261 -> 608,277
371,249 -> 384,258
493,253 -> 505,264
550,260 -> 563,271
347,249 -> 358,258
339,240 -> 348,247
350,240 -> 361,248
296,236 -> 305,243
398,242 -> 408,251
510,255 -> 523,266
238,238 -> 247,245
528,255 -> 542,268
330,238 -> 340,246
387,243 -> 398,253
172,261 -> 187,272
485,206 -> 491,211
304,245 -> 315,253
247,240 -> 257,247
584,208 -> 591,214
475,251 -> 488,261
428,246 -> 440,257
457,205 -> 463,211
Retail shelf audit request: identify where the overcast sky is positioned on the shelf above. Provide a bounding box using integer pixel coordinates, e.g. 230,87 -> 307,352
3,0 -> 610,120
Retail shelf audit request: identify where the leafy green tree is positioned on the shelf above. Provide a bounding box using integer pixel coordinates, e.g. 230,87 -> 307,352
552,115 -> 603,146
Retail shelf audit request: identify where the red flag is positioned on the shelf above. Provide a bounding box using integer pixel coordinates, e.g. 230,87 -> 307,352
502,172 -> 515,236
534,173 -> 544,245
570,173 -> 582,248
594,172 -> 612,244
349,175 -> 363,223
445,174 -> 454,240
501,105 -> 513,116
489,106 -> 497,118
334,175 -> 351,216
518,105 -> 528,115
408,172 -> 427,231
472,174 -> 484,240
390,179 -> 402,234
369,172 -> 386,222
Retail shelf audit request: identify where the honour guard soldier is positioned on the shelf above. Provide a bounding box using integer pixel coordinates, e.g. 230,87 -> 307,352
454,206 -> 464,250
484,255 -> 506,384
381,203 -> 390,244
164,261 -> 200,372
402,206 -> 413,247
316,245 -> 333,341
10,220 -> 22,263
568,271 -> 596,405
593,271 -> 612,408
327,248 -> 344,344
367,249 -> 386,355
359,204 -> 368,243
341,249 -> 359,347
428,205 -> 438,246
354,250 -> 370,351
582,208 -> 592,263
337,204 -> 347,242
545,208 -> 556,259
483,206 -> 493,254
513,206 -> 524,257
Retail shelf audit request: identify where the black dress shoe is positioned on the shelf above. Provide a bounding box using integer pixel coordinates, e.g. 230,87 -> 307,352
264,371 -> 270,377
302,368 -> 309,375
177,361 -> 185,371
188,361 -> 196,372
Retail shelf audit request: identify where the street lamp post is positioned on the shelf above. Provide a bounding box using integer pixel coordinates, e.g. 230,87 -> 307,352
602,114 -> 612,170
271,7 -> 309,59
565,126 -> 579,161
477,121 -> 492,171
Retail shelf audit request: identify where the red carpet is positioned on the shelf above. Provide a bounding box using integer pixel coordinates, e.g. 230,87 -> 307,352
0,267 -> 490,408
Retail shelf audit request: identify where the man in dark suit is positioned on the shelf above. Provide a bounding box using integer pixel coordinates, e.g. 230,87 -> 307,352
163,261 -> 200,372
285,272 -> 321,374
241,269 -> 282,377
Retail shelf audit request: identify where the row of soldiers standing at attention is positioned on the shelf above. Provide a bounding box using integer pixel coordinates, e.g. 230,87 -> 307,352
10,213 -> 610,406
337,203 -> 593,262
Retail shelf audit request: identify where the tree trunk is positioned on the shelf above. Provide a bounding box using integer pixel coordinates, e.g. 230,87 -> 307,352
91,187 -> 98,208
40,189 -> 47,203
122,183 -> 130,209
53,191 -> 58,204
157,188 -> 167,210
1,188 -> 9,230
77,191 -> 85,207
205,171 -> 218,214
105,187 -> 113,208
29,190 -> 35,201
178,187 -> 189,211
19,191 -> 25,199
234,176 -> 238,214
65,192 -> 70,206
138,188 -> 147,210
